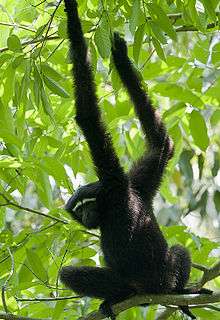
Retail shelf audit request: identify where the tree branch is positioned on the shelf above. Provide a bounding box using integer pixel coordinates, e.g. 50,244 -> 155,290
158,261 -> 220,319
0,193 -> 68,224
78,292 -> 220,320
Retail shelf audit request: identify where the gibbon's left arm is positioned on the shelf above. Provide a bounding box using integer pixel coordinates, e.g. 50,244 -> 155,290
64,0 -> 126,187
111,33 -> 174,201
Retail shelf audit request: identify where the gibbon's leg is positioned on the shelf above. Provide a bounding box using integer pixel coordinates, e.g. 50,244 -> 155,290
60,266 -> 134,302
111,33 -> 174,199
64,1 -> 126,187
167,245 -> 191,293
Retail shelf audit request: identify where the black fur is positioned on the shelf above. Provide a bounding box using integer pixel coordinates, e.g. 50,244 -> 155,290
61,0 -> 195,318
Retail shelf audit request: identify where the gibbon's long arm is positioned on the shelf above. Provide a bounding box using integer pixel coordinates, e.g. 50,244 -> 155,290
64,0 -> 125,183
111,34 -> 174,199
111,34 -> 171,155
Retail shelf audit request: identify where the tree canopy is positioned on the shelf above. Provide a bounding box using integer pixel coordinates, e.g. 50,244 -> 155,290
0,1 -> 219,319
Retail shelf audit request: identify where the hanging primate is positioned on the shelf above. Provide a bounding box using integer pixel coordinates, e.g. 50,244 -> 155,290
61,1 -> 210,319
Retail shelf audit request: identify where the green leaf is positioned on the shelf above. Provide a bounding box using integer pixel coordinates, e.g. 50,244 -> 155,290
41,63 -> 63,82
0,129 -> 22,147
147,3 -> 177,41
214,191 -> 220,213
133,24 -> 145,63
41,87 -> 54,118
52,301 -> 67,320
129,0 -> 142,34
2,64 -> 15,105
58,19 -> 68,39
26,249 -> 48,283
0,155 -> 21,168
210,110 -> 220,127
33,64 -> 43,107
212,152 -> 219,177
152,37 -> 166,61
189,110 -> 209,151
153,83 -> 203,107
152,83 -> 203,107
94,16 -> 111,58
179,150 -> 193,183
200,0 -> 216,21
0,53 -> 11,67
7,35 -> 22,52
41,157 -> 67,185
43,75 -> 70,98
148,21 -> 167,44
90,41 -> 97,73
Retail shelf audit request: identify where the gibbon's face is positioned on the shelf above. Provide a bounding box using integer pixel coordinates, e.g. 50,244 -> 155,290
73,199 -> 99,228
65,181 -> 101,228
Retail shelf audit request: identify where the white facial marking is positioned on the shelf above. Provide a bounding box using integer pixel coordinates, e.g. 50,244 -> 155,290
72,198 -> 96,212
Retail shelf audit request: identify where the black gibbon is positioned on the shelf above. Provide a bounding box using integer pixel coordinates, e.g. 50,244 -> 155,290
60,1 -> 210,319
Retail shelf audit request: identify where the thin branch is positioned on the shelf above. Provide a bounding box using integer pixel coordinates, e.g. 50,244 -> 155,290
0,193 -> 68,224
192,263 -> 209,272
15,295 -> 80,302
188,261 -> 220,291
0,22 -> 35,32
46,39 -> 65,61
0,35 -> 59,53
79,229 -> 100,238
176,22 -> 217,32
33,0 -> 47,7
199,261 -> 220,287
0,313 -> 49,320
38,0 -> 62,56
78,292 -> 220,320
1,248 -> 14,313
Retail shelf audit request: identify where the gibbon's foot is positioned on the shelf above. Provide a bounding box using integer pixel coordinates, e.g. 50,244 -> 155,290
99,301 -> 116,320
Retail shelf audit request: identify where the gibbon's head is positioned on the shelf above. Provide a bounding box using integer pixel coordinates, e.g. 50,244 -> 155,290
65,181 -> 101,228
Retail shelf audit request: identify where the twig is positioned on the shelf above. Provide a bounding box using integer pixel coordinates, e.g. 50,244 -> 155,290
0,35 -> 59,53
0,314 -> 49,320
1,248 -> 14,313
192,263 -> 209,272
33,0 -> 47,7
16,295 -> 80,302
0,193 -> 68,224
38,0 -> 62,56
79,229 -> 100,238
176,22 -> 217,32
0,22 -> 35,32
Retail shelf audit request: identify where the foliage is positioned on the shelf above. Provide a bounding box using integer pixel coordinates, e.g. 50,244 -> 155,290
0,0 -> 219,319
